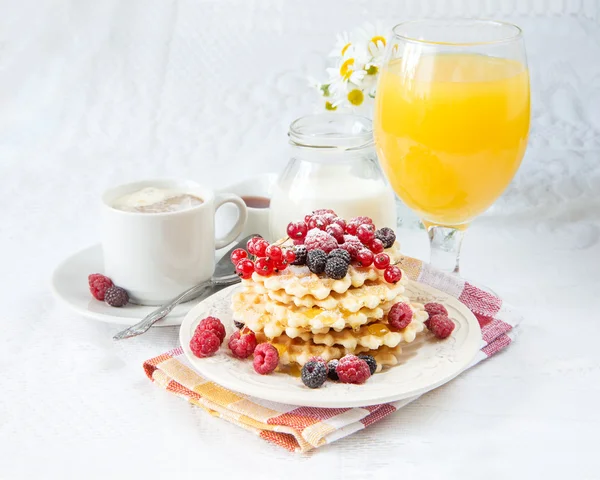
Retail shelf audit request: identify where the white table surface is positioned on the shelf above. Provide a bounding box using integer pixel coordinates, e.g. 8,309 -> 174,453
2,1 -> 600,478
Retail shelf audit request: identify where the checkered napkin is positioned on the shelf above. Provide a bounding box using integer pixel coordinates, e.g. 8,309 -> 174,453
143,256 -> 522,453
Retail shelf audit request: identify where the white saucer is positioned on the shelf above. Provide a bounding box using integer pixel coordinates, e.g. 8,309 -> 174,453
51,244 -> 196,326
179,282 -> 482,408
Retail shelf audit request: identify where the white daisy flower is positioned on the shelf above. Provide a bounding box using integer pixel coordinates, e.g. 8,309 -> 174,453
356,21 -> 389,77
329,31 -> 353,58
332,84 -> 366,108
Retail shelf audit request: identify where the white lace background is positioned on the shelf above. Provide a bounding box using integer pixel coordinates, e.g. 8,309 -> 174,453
1,1 -> 599,478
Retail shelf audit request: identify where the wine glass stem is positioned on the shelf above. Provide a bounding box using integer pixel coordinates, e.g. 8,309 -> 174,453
427,225 -> 466,274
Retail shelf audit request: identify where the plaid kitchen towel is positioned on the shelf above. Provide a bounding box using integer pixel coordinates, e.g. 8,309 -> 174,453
143,256 -> 522,453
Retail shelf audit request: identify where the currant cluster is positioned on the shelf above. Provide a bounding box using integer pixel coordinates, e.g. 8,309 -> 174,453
286,209 -> 402,283
230,237 -> 296,279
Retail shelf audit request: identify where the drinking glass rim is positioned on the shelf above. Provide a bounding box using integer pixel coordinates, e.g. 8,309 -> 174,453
391,19 -> 522,47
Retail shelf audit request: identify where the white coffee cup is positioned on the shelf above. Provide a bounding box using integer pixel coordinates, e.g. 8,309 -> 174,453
102,179 -> 247,305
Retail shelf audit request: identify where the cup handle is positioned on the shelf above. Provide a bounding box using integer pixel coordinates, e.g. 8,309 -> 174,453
214,193 -> 248,249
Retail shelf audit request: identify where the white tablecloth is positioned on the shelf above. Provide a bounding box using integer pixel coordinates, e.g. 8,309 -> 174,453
1,1 -> 599,478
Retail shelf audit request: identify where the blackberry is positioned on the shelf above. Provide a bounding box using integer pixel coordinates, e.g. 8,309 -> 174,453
324,257 -> 349,280
374,227 -> 396,249
328,248 -> 351,264
357,354 -> 377,375
306,249 -> 327,274
327,360 -> 340,381
291,245 -> 308,266
234,321 -> 245,329
301,361 -> 328,389
104,286 -> 129,307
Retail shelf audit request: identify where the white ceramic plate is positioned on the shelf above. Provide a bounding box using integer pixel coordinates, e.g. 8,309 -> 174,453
51,244 -> 197,326
179,282 -> 482,408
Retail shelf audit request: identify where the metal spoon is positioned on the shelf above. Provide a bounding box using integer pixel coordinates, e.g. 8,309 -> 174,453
112,234 -> 257,340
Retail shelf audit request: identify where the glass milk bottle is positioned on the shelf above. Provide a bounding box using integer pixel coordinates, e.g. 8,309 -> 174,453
270,113 -> 397,240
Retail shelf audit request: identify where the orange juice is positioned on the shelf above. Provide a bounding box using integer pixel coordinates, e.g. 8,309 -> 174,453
374,54 -> 530,226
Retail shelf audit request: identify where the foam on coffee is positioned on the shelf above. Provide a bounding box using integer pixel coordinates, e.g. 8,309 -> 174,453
113,187 -> 203,213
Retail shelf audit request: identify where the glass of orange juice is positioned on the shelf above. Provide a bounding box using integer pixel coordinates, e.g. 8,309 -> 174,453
374,19 -> 530,273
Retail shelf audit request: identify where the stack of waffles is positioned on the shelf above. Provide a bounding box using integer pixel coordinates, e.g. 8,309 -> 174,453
232,244 -> 428,373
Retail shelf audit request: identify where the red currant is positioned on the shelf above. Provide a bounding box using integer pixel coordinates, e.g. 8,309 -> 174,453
254,239 -> 269,257
384,265 -> 402,283
246,236 -> 262,255
326,223 -> 345,243
356,224 -> 376,244
369,238 -> 384,254
230,248 -> 248,265
265,244 -> 283,261
304,214 -> 313,224
373,253 -> 390,270
345,222 -> 358,235
254,257 -> 274,276
331,217 -> 346,231
235,259 -> 255,279
284,249 -> 296,264
356,249 -> 374,267
273,258 -> 288,271
286,221 -> 308,240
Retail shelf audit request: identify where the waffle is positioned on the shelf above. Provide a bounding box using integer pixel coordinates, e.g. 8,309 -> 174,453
245,242 -> 405,300
255,332 -> 404,373
231,288 -> 405,336
309,309 -> 427,350
247,279 -> 407,312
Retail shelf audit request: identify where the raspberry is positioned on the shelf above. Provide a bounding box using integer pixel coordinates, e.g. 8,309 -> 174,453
369,238 -> 384,254
306,249 -> 327,274
387,302 -> 413,331
357,354 -> 377,375
356,224 -> 376,245
375,227 -> 396,249
326,223 -> 345,243
336,355 -> 371,384
301,361 -> 328,389
327,360 -> 340,381
190,330 -> 220,358
356,249 -> 374,267
328,248 -> 351,264
340,235 -> 363,260
88,273 -> 113,301
307,356 -> 329,374
428,314 -> 455,339
228,330 -> 257,358
424,302 -> 448,318
312,208 -> 337,216
253,343 -> 279,374
384,265 -> 402,283
104,286 -> 129,307
196,316 -> 226,344
304,229 -> 338,253
291,245 -> 307,265
234,320 -> 245,329
325,256 -> 349,280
